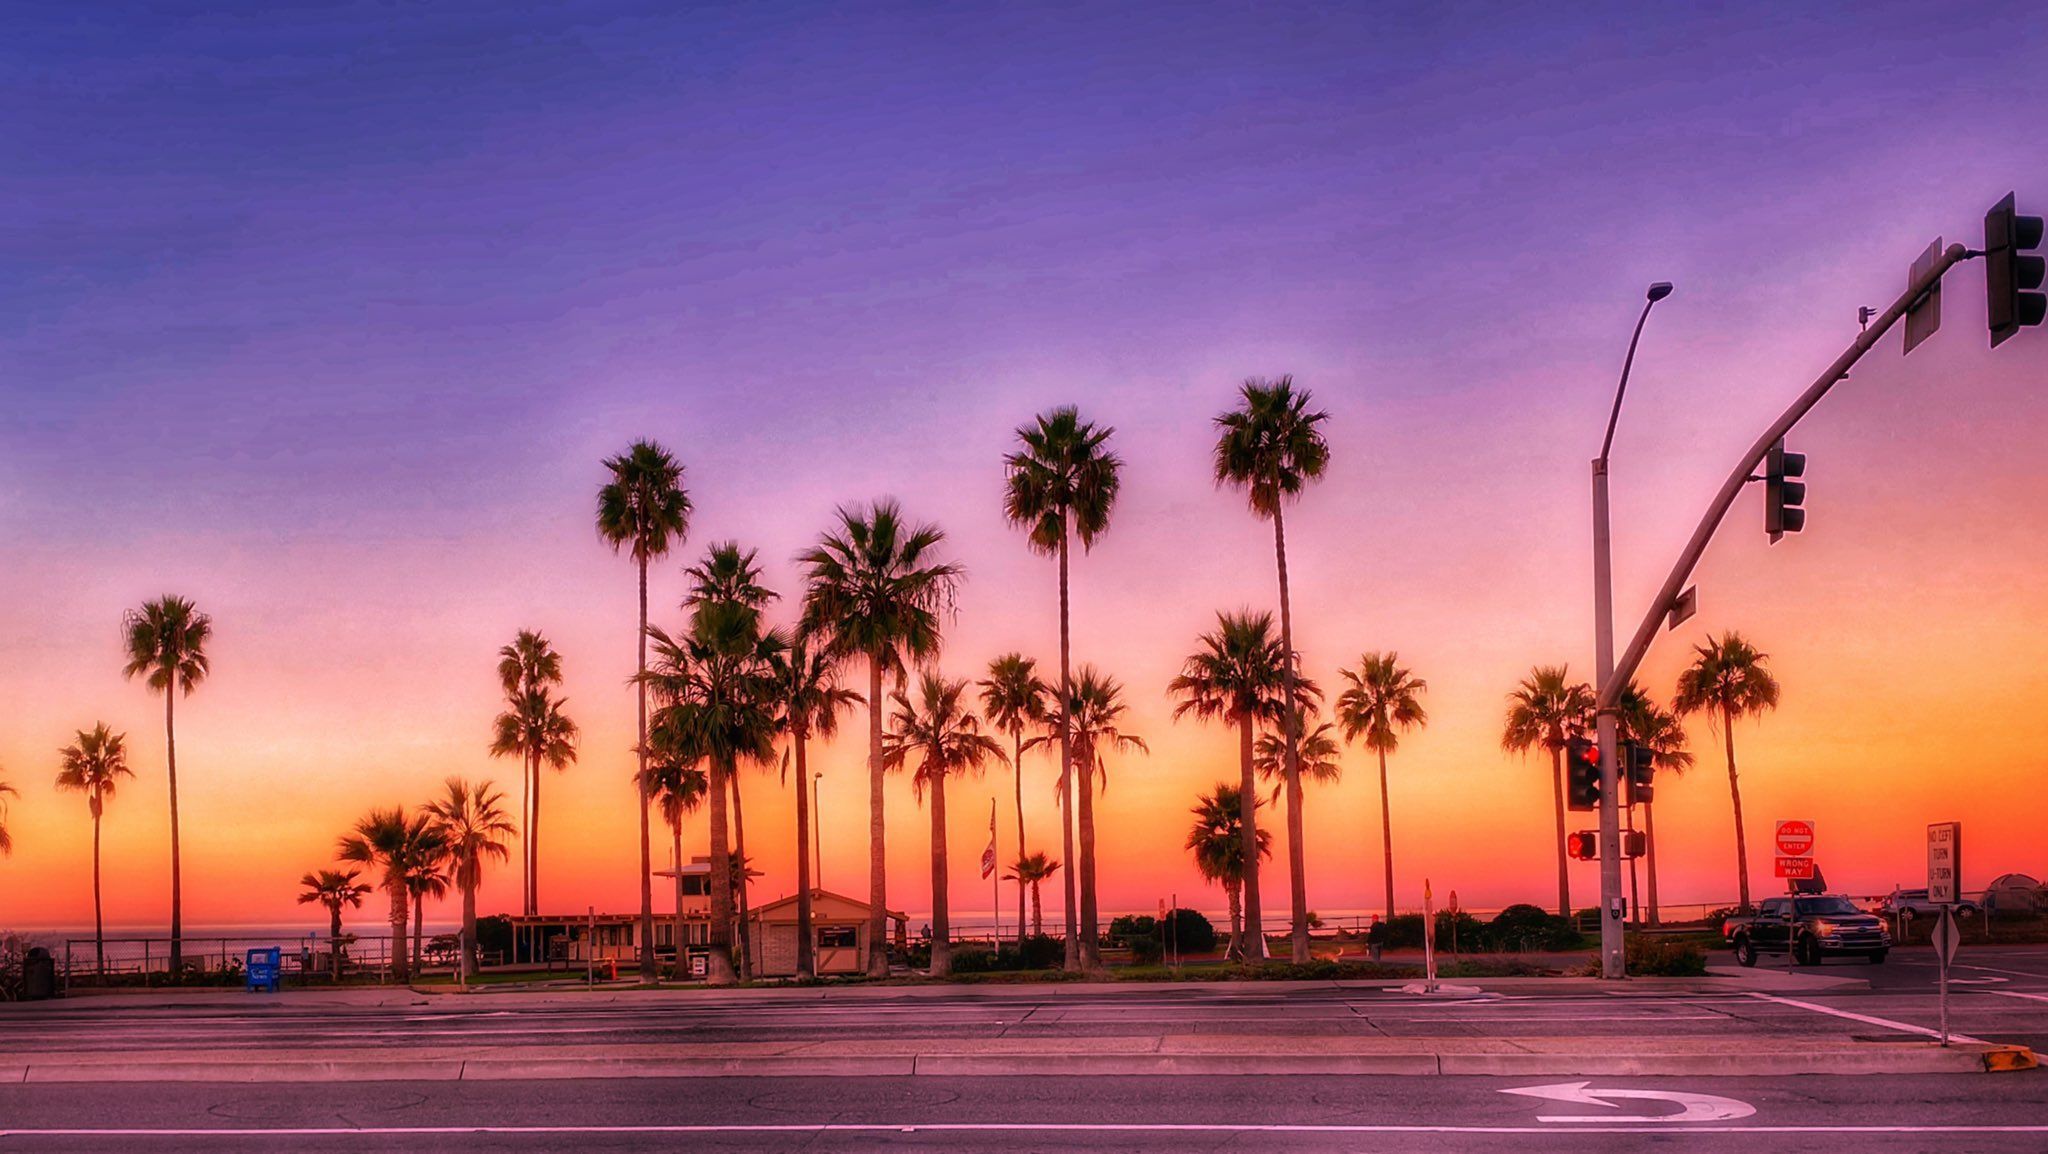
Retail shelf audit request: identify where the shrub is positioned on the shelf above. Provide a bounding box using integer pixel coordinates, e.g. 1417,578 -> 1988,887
1626,936 -> 1707,976
1107,914 -> 1157,947
1488,904 -> 1582,952
948,943 -> 999,973
1163,909 -> 1216,955
0,932 -> 32,1001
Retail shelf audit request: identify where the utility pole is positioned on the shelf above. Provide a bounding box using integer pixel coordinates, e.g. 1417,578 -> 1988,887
1592,282 -> 1673,979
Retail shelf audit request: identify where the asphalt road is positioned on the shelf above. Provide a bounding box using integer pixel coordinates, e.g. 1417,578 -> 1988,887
1,943 -> 2043,1150
2,1073 -> 2045,1152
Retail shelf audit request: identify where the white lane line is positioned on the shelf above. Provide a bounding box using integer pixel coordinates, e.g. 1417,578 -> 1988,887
1981,990 -> 2048,1005
5,1123 -> 2048,1137
1743,992 -> 1986,1044
1378,1015 -> 1727,1023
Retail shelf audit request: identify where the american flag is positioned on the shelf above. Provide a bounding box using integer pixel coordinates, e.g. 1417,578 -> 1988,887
980,799 -> 998,879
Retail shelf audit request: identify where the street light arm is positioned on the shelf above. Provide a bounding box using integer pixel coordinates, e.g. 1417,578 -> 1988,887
1599,298 -> 1659,465
1597,242 -> 1971,710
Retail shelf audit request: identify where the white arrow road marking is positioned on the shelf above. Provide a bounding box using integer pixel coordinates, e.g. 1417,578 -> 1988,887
1948,976 -> 2009,984
1502,1081 -> 1756,1123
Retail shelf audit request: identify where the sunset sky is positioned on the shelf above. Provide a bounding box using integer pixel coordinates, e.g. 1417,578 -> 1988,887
3,2 -> 2045,935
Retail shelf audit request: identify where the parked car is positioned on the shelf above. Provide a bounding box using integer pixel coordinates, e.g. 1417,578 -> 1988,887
1878,888 -> 1981,919
1724,895 -> 1891,966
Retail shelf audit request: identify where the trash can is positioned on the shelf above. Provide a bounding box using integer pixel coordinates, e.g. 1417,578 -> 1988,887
22,947 -> 57,1000
246,947 -> 282,993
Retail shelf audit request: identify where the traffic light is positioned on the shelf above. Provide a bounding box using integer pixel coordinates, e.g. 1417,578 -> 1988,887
1568,831 -> 1599,861
1566,737 -> 1601,811
1765,438 -> 1806,543
1623,742 -> 1655,806
1622,831 -> 1647,859
1986,192 -> 2045,348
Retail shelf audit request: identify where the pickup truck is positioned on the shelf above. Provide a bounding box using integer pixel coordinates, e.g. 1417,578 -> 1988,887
1723,895 -> 1891,966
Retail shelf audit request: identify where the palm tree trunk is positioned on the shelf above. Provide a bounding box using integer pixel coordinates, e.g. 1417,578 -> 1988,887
1724,707 -> 1751,913
731,769 -> 752,978
1236,713 -> 1266,962
636,556 -> 656,982
1550,743 -> 1571,919
1645,797 -> 1661,927
672,824 -> 686,979
1013,732 -> 1026,953
929,771 -> 951,977
531,752 -> 543,916
165,685 -> 183,973
330,908 -> 344,981
462,877 -> 478,980
522,749 -> 533,917
1057,532 -> 1080,971
866,655 -> 889,978
1226,880 -> 1244,960
1378,748 -> 1395,927
706,755 -> 736,985
92,808 -> 104,971
795,728 -> 815,979
1077,745 -> 1101,970
1031,878 -> 1044,937
412,895 -> 425,975
389,875 -> 409,984
1271,501 -> 1310,964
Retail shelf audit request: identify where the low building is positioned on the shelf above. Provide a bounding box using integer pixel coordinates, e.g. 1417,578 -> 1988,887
747,889 -> 906,976
510,857 -> 716,965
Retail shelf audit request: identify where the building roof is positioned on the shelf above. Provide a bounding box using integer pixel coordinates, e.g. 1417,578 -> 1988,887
747,888 -> 907,922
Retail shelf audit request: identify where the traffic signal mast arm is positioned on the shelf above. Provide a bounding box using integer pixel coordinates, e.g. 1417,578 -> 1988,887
1595,242 -> 1972,714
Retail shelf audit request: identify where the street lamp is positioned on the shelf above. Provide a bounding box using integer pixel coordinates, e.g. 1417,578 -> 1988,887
1593,280 -> 1673,980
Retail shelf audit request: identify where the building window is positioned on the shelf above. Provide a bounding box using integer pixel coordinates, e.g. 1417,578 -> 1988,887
818,926 -> 856,949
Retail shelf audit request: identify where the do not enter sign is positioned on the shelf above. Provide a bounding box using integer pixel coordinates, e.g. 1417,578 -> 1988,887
1776,820 -> 1815,858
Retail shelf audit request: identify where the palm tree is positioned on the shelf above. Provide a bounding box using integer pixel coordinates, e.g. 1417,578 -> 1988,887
1214,376 -> 1331,963
1002,852 -> 1060,937
1167,610 -> 1290,962
1335,652 -> 1428,926
1003,406 -> 1121,970
0,779 -> 17,856
1187,783 -> 1272,959
596,439 -> 693,982
799,500 -> 963,978
490,630 -> 577,917
427,777 -> 515,980
296,869 -> 371,980
1502,665 -> 1594,918
883,672 -> 1005,977
642,598 -> 783,985
55,723 -> 133,970
979,654 -> 1048,952
121,594 -> 211,972
405,848 -> 451,977
771,633 -> 862,978
1618,683 -> 1694,926
1040,667 -> 1148,926
1673,632 -> 1780,913
642,756 -> 708,976
338,807 -> 449,984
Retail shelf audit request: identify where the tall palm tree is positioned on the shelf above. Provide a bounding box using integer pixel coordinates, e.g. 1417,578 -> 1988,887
338,807 -> 448,984
1003,406 -> 1121,970
1167,610 -> 1291,962
0,779 -> 17,856
405,849 -> 451,977
1214,376 -> 1331,963
883,672 -> 1005,978
1618,683 -> 1694,926
296,869 -> 371,980
1502,665 -> 1594,918
427,777 -> 515,981
772,633 -> 862,979
643,598 -> 783,985
490,630 -> 577,917
979,654 -> 1048,951
121,594 -> 211,972
55,723 -> 133,970
799,500 -> 962,978
1673,632 -> 1780,914
1003,852 -> 1060,937
684,544 -> 779,978
1039,667 -> 1148,925
642,756 -> 708,977
1186,783 -> 1272,959
1335,652 -> 1428,926
596,439 -> 693,982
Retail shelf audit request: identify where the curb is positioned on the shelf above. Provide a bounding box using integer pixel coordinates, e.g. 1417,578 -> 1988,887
12,1043 -> 2031,1083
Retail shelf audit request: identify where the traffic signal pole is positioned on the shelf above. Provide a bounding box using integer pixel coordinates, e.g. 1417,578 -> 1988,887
1597,243 -> 1969,730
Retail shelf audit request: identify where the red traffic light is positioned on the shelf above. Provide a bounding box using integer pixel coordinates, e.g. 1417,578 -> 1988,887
1568,831 -> 1599,861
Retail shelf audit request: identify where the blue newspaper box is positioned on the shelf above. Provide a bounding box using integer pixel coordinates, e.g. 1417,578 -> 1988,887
246,947 -> 282,993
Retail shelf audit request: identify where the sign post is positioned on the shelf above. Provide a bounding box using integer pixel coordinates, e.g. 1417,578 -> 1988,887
1422,879 -> 1437,994
1928,822 -> 1963,1045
